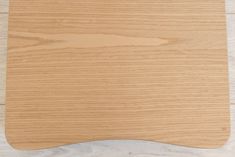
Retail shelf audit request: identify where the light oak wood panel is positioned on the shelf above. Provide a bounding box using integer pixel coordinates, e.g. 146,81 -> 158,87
1,1 -> 235,156
6,0 -> 230,150
0,1 -> 235,156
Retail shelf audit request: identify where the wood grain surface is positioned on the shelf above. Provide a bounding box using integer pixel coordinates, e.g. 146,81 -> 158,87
5,0 -> 230,150
0,0 -> 235,156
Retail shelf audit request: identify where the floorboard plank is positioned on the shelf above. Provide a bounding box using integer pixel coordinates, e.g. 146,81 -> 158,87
0,13 -> 7,105
226,0 -> 235,13
0,0 -> 8,13
227,15 -> 235,103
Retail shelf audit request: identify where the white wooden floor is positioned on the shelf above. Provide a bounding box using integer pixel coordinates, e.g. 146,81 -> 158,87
0,0 -> 235,156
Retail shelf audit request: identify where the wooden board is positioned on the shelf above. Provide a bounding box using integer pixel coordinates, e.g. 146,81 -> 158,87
5,0 -> 230,150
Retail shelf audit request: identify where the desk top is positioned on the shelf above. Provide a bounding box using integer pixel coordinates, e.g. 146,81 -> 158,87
6,0 -> 230,150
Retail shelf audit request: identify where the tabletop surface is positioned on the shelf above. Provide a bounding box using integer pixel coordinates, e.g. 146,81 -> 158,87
5,0 -> 230,150
1,0 -> 235,156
